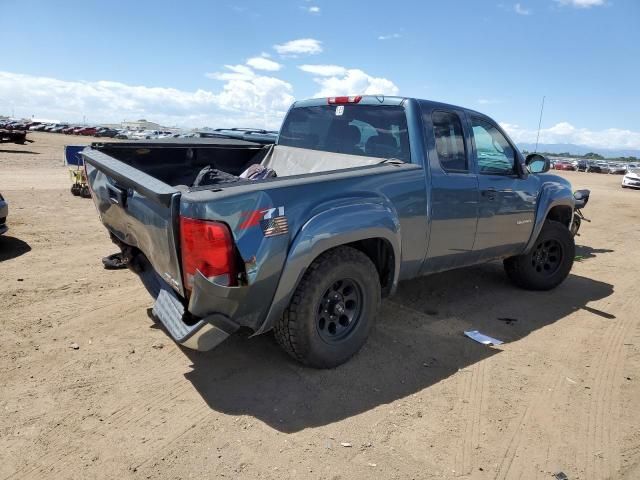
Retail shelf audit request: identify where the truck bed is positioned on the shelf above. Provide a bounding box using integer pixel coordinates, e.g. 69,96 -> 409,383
91,138 -> 268,187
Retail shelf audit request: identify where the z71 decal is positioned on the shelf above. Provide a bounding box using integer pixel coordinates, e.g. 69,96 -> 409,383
239,206 -> 288,237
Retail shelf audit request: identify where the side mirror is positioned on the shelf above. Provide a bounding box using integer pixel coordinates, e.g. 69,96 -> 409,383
525,153 -> 550,174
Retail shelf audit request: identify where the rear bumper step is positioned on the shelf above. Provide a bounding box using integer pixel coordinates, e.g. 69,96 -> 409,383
133,253 -> 239,351
152,289 -> 238,351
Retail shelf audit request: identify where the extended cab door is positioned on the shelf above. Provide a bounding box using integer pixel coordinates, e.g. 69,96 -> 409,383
420,106 -> 480,273
469,115 -> 538,259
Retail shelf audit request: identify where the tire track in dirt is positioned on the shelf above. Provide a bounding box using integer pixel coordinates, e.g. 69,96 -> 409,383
583,293 -> 636,480
8,373 -> 212,479
494,354 -> 569,480
454,360 -> 488,476
3,297 -> 213,479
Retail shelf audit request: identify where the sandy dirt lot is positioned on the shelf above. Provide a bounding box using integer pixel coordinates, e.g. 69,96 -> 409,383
1,132 -> 639,480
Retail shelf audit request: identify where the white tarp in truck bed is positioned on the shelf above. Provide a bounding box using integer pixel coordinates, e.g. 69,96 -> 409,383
261,145 -> 387,177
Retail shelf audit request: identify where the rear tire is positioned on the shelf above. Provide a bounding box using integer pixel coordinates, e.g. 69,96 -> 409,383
274,246 -> 381,368
504,220 -> 574,291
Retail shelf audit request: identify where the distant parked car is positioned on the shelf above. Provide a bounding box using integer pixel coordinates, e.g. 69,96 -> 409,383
554,161 -> 576,171
608,163 -> 626,174
115,130 -> 134,139
7,122 -> 28,130
595,161 -> 611,173
575,159 -> 588,171
95,128 -> 120,138
0,192 -> 8,235
76,127 -> 98,136
586,162 -> 603,173
622,167 -> 640,189
50,124 -> 69,133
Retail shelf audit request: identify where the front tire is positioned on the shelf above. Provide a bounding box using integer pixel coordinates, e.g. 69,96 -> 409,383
504,220 -> 575,290
274,246 -> 381,368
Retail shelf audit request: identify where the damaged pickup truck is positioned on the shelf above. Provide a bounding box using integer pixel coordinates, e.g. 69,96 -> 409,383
83,96 -> 577,368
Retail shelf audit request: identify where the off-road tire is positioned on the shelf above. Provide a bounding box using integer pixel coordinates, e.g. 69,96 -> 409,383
274,246 -> 381,368
504,220 -> 575,291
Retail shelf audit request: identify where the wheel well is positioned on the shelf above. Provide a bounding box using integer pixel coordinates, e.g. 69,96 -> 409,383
547,205 -> 572,227
345,238 -> 395,297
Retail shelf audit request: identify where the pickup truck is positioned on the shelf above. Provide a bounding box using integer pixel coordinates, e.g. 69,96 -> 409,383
82,95 -> 576,368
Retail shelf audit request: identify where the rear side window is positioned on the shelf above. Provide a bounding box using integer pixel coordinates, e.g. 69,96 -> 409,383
279,105 -> 411,163
431,111 -> 467,172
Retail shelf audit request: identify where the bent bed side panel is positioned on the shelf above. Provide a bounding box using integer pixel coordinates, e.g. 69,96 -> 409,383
83,148 -> 185,296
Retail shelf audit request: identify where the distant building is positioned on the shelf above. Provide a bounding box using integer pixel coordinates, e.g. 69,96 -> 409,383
120,119 -> 163,131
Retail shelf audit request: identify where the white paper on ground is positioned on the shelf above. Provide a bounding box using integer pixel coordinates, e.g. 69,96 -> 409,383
464,330 -> 504,346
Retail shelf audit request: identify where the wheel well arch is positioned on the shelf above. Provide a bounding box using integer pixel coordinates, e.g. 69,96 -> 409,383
343,237 -> 396,297
546,205 -> 573,227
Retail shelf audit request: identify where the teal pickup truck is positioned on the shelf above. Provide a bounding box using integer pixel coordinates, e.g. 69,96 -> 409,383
83,96 -> 579,368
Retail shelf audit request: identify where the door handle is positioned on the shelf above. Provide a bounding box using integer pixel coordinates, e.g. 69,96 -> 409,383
482,188 -> 497,200
107,184 -> 128,207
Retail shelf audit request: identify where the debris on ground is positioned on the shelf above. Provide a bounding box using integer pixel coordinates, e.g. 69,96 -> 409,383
340,442 -> 352,447
464,330 -> 504,346
554,472 -> 569,480
69,342 -> 79,350
151,341 -> 164,349
497,317 -> 518,325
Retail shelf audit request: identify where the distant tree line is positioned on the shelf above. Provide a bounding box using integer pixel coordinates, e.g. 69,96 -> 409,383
521,149 -> 638,162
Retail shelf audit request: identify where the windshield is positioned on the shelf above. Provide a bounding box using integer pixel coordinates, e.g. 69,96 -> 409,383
279,104 -> 411,163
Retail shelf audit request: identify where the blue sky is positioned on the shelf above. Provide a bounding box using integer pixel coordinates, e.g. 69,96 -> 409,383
1,0 -> 639,149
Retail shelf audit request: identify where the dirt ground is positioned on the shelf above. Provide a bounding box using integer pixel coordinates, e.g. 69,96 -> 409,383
1,131 -> 639,480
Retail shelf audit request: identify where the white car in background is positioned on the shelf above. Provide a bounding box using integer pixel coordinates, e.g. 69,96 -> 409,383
622,167 -> 640,189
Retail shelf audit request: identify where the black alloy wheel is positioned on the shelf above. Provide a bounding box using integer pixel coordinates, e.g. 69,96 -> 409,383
316,279 -> 362,343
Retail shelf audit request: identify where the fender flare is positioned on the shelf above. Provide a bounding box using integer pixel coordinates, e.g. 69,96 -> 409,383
524,182 -> 574,253
254,201 -> 401,334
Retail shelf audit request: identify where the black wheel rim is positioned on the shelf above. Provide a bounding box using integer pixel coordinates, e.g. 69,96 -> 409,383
316,278 -> 362,344
531,238 -> 563,276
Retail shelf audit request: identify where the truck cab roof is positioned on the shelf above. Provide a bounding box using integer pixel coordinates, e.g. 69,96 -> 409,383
291,95 -> 487,118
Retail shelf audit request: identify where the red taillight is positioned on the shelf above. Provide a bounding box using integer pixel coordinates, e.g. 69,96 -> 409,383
179,216 -> 237,289
327,95 -> 362,104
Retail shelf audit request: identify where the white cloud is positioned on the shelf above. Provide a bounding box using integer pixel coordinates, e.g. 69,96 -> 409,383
477,98 -> 502,105
206,64 -> 255,81
274,38 -> 322,56
0,70 -> 293,129
514,3 -> 532,15
300,66 -> 399,97
501,121 -> 640,150
298,64 -> 347,76
555,0 -> 606,7
246,56 -> 282,71
378,33 -> 402,40
308,5 -> 320,13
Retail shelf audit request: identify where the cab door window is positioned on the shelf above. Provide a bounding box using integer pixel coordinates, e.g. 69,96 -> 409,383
471,118 -> 516,175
